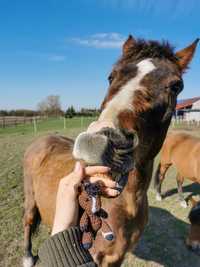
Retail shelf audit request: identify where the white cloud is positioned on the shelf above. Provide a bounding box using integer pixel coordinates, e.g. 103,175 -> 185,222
70,32 -> 125,49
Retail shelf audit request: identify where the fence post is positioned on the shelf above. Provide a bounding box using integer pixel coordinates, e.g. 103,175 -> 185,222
64,117 -> 66,129
2,117 -> 5,128
33,118 -> 37,133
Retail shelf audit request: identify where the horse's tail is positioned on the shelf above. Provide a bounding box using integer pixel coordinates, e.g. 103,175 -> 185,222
23,167 -> 41,234
23,170 -> 41,266
154,162 -> 161,190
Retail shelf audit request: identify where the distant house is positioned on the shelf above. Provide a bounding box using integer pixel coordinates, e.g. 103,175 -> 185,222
175,97 -> 200,121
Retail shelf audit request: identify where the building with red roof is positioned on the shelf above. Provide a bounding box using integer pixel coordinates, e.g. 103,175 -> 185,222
175,97 -> 200,121
176,97 -> 200,110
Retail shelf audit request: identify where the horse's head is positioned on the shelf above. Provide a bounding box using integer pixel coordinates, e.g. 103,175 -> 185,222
187,197 -> 200,255
79,184 -> 101,214
98,36 -> 199,160
101,36 -> 199,123
73,35 -> 199,174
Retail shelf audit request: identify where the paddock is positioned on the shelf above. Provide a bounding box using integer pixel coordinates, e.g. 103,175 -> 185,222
0,118 -> 200,267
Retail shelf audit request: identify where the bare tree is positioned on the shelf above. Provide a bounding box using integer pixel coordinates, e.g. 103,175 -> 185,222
37,100 -> 48,115
37,95 -> 62,117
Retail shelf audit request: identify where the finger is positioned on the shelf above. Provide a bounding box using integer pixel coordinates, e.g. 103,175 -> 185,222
85,166 -> 110,176
60,162 -> 84,185
88,176 -> 117,189
101,187 -> 120,198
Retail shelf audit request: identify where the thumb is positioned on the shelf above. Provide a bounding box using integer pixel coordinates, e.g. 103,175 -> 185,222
73,161 -> 84,182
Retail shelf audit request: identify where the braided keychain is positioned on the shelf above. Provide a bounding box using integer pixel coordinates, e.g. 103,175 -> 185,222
73,127 -> 137,249
78,182 -> 114,249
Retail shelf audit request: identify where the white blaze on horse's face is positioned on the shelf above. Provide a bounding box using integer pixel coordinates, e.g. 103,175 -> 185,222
99,58 -> 156,127
91,196 -> 98,213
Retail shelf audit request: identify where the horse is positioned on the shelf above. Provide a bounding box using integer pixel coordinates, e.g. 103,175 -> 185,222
154,131 -> 200,208
23,35 -> 199,267
187,196 -> 200,254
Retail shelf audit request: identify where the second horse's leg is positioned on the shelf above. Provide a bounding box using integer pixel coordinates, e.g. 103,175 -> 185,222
176,174 -> 187,208
154,163 -> 171,201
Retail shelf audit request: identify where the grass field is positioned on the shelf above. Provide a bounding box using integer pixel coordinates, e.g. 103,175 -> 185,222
0,118 -> 200,267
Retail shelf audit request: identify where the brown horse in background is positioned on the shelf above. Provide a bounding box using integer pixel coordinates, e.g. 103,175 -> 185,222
154,132 -> 200,207
23,36 -> 199,267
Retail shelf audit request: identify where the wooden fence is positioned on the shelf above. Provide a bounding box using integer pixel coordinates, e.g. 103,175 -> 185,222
171,117 -> 200,128
0,116 -> 44,128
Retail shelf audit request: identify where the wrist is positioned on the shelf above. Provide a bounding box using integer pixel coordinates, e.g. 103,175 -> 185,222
51,199 -> 79,235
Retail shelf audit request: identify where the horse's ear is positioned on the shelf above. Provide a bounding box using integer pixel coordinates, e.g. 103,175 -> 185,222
175,38 -> 199,71
123,35 -> 135,55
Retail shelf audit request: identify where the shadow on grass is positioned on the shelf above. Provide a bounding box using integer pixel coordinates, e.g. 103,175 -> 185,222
134,206 -> 200,267
162,182 -> 200,199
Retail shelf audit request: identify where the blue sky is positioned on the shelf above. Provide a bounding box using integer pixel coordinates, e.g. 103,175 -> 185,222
0,0 -> 199,110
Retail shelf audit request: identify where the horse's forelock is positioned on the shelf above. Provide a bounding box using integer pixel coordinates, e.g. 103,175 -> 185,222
119,38 -> 176,64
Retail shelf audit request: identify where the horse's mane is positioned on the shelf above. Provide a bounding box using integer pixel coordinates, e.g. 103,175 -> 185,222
118,38 -> 177,64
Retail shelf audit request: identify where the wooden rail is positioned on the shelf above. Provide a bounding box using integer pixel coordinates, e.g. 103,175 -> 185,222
0,116 -> 44,128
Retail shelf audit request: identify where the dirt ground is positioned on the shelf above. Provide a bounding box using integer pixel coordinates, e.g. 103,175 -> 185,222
0,122 -> 200,267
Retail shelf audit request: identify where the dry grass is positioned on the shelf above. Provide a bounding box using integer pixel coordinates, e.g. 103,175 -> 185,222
0,121 -> 200,267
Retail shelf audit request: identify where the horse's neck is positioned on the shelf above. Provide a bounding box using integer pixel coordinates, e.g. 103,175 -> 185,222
119,115 -> 170,216
122,159 -> 153,216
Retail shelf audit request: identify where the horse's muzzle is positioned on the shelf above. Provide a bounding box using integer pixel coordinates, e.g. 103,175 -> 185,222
73,126 -> 137,192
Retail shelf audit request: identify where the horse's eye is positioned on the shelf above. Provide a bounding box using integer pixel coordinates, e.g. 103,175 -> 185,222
108,74 -> 114,84
170,80 -> 183,94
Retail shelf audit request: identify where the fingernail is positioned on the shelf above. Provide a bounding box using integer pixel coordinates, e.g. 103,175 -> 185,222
115,190 -> 121,196
116,183 -> 123,189
74,161 -> 81,172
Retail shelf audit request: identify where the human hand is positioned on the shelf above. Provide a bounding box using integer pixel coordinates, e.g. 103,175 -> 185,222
51,162 -> 119,235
